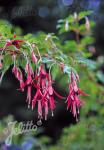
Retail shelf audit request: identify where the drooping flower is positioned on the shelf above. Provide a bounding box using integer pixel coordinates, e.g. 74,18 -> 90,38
32,51 -> 37,63
32,84 -> 43,119
32,64 -> 65,120
12,65 -> 25,91
25,63 -> 34,76
25,63 -> 34,85
32,65 -> 48,120
67,71 -> 88,121
41,70 -> 65,120
41,76 -> 55,120
25,63 -> 34,107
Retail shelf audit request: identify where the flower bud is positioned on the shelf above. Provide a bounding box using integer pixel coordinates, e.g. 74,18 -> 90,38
32,51 -> 37,63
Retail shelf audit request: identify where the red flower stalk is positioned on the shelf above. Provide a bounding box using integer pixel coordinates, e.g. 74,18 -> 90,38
67,71 -> 88,121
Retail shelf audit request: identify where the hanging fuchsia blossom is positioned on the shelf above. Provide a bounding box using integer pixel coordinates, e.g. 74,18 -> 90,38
25,63 -> 34,107
32,65 -> 53,120
32,84 -> 43,119
32,51 -> 37,63
25,63 -> 34,84
12,61 -> 88,121
32,65 -> 65,120
67,71 -> 88,121
12,65 -> 24,91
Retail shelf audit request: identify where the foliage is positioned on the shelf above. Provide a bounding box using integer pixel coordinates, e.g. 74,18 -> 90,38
44,11 -> 104,150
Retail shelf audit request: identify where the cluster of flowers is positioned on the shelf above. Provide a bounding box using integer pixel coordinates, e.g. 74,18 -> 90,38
66,71 -> 88,121
0,34 -> 88,121
12,62 -> 88,121
12,63 -> 65,120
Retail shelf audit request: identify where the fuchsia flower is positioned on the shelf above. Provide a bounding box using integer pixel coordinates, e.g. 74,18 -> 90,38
67,71 -> 88,121
32,51 -> 37,63
12,65 -> 24,91
5,33 -> 24,49
32,65 -> 50,120
25,63 -> 34,107
12,63 -> 34,108
32,85 -> 43,119
41,76 -> 56,120
32,65 -> 65,120
6,39 -> 24,49
25,63 -> 34,84
42,75 -> 66,118
12,61 -> 88,121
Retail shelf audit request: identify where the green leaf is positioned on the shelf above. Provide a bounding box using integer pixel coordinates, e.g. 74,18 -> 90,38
76,57 -> 97,70
78,11 -> 93,19
81,36 -> 94,46
0,20 -> 12,37
63,65 -> 71,75
96,71 -> 104,84
42,57 -> 53,63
